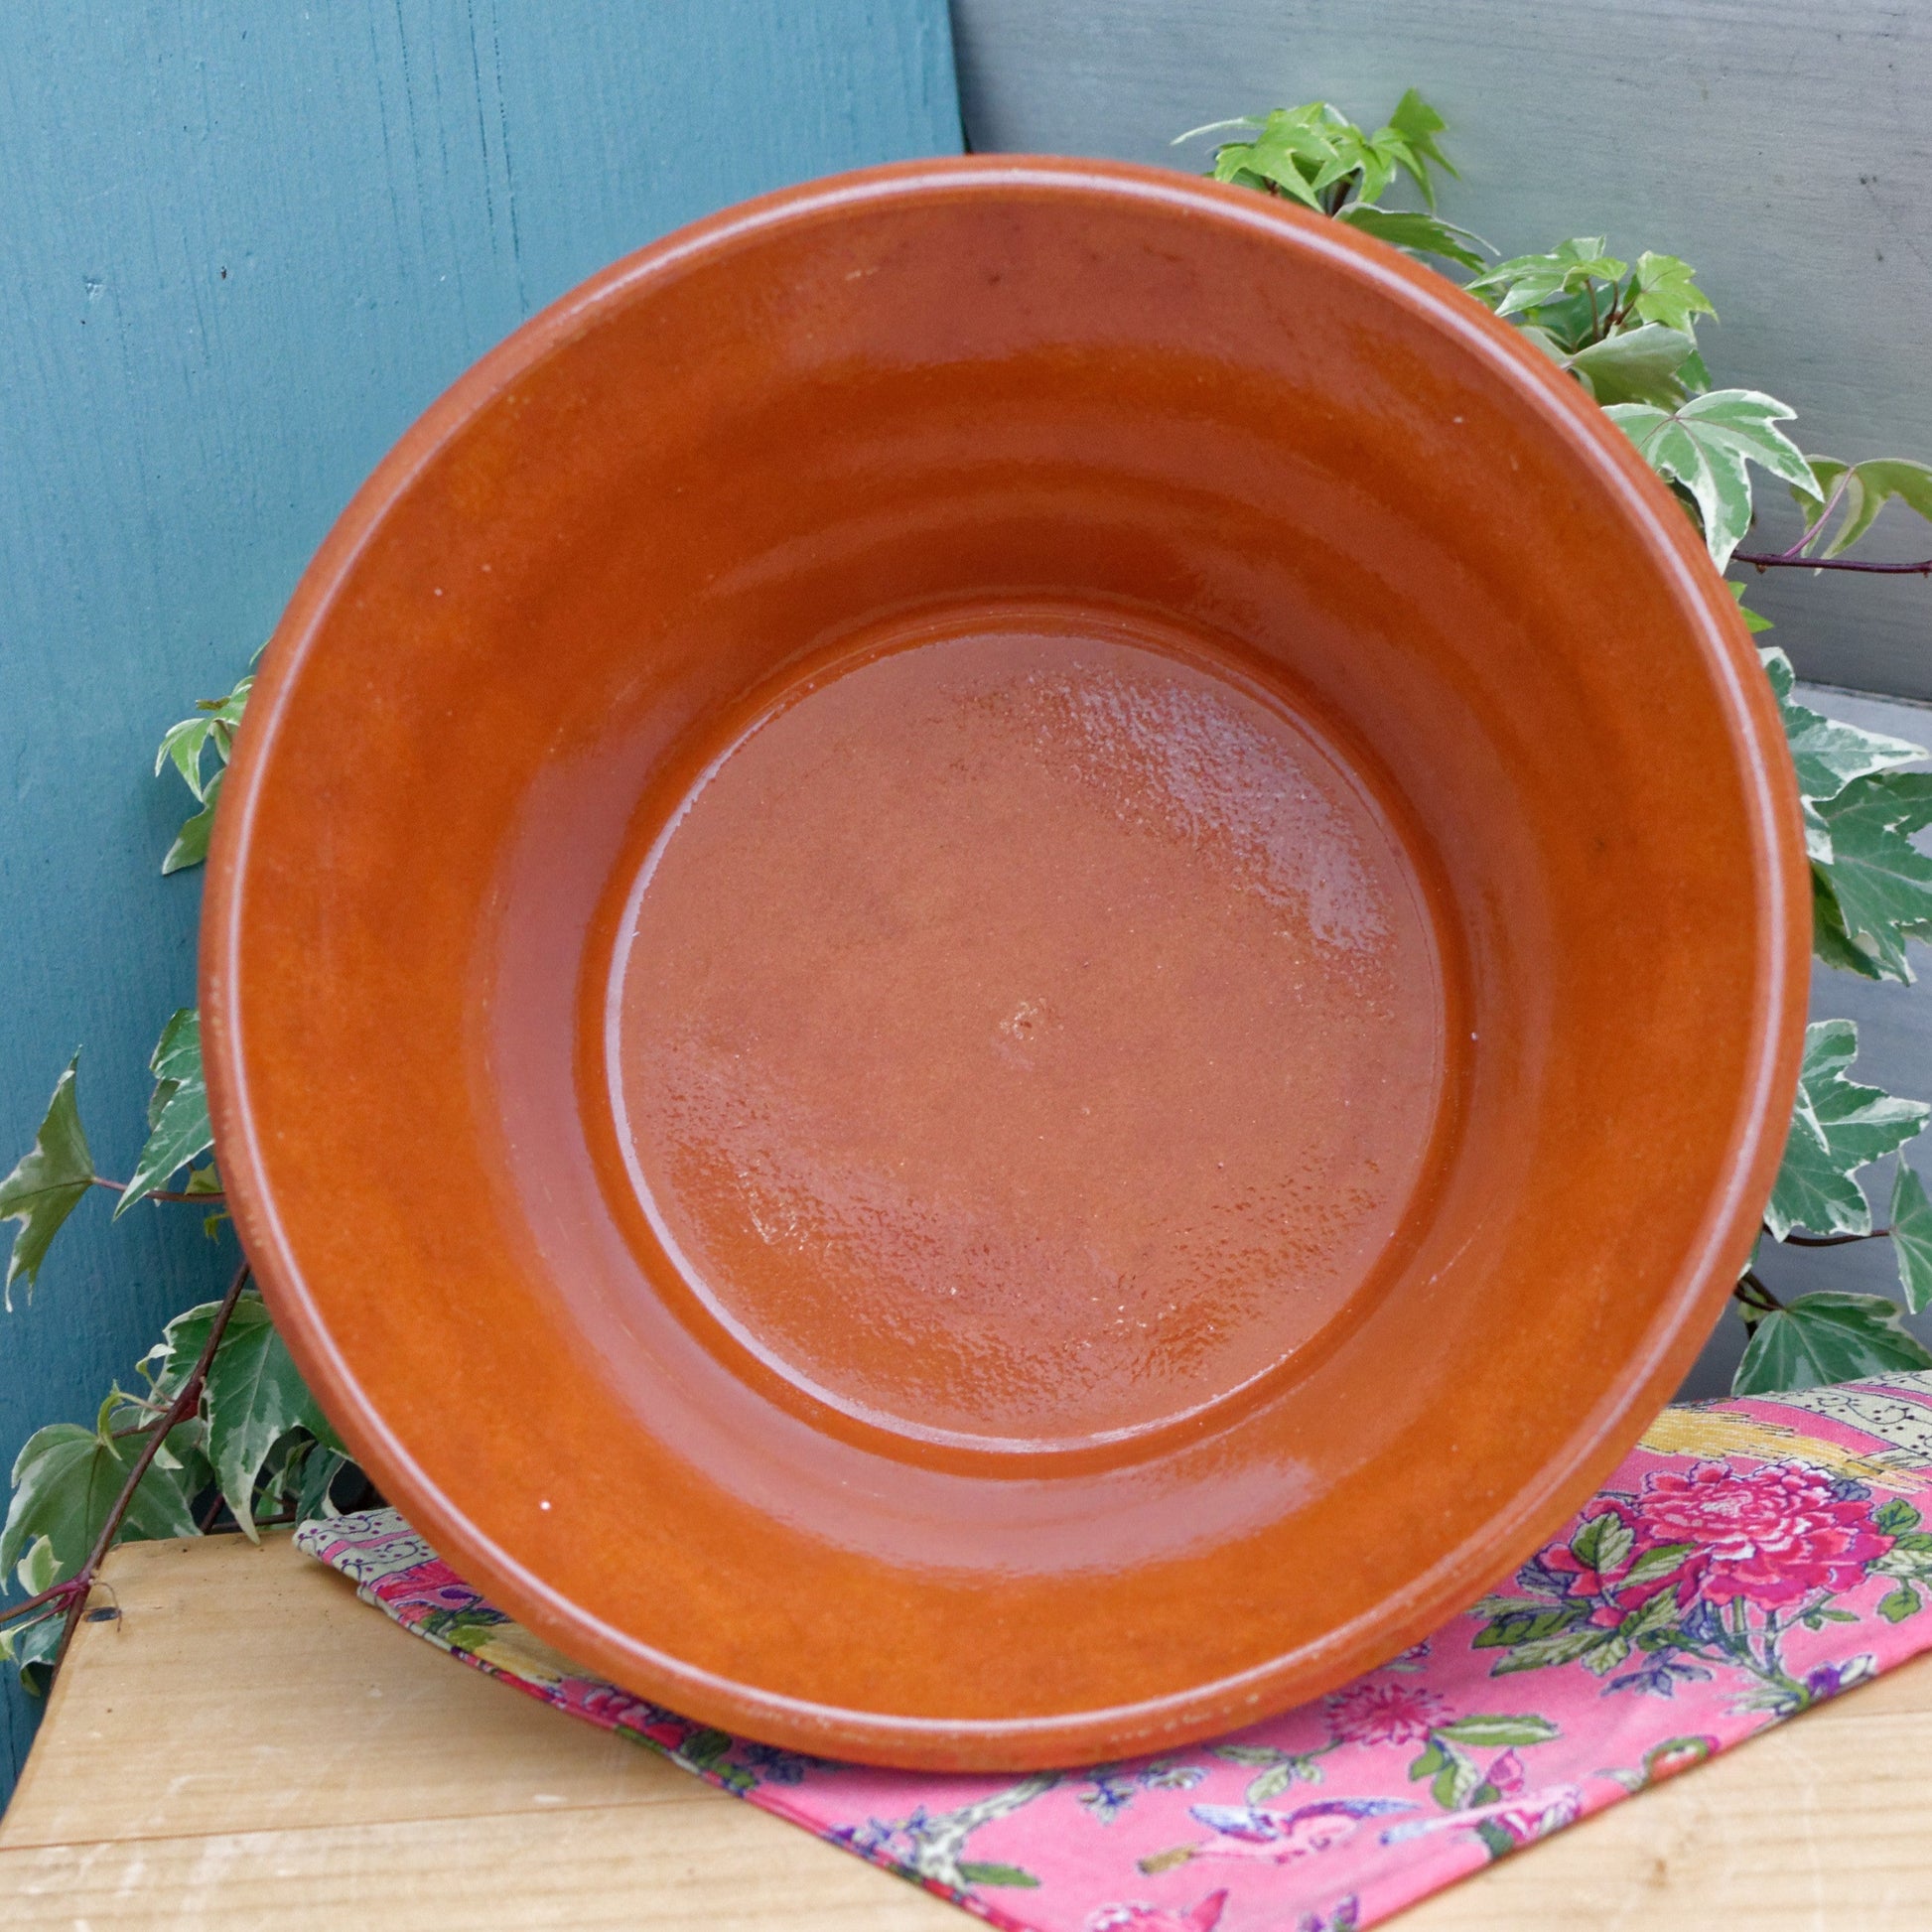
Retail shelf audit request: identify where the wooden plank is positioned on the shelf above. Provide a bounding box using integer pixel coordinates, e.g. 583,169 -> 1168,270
0,1537 -> 679,1847
5,1532 -> 1932,1926
0,1801 -> 961,1931
951,0 -> 1932,698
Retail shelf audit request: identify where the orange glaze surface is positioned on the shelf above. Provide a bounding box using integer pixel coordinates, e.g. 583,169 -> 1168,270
609,612 -> 1449,1450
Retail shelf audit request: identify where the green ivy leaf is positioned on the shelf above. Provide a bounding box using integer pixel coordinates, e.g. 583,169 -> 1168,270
1891,1160 -> 1932,1315
0,1608 -> 66,1693
1186,92 -> 1458,219
1730,583 -> 1773,633
158,673 -> 251,874
1199,103 -> 1343,208
1734,1291 -> 1932,1396
1333,204 -> 1486,270
1466,237 -> 1627,321
162,1295 -> 340,1540
1803,459 -> 1932,560
1626,252 -> 1718,335
0,1056 -> 95,1308
1604,390 -> 1815,570
161,766 -> 222,876
1767,1021 -> 1930,1239
1434,1713 -> 1561,1748
1373,87 -> 1456,204
1811,771 -> 1932,982
117,1011 -> 212,1216
1565,324 -> 1697,408
0,1403 -> 198,1582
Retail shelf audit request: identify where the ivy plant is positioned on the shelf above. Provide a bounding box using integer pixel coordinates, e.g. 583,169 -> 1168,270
6,89 -> 1932,1692
1180,92 -> 1932,1392
0,670 -> 362,1689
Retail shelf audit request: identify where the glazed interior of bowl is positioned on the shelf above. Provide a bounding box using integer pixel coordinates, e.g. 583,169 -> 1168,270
206,158 -> 1806,1769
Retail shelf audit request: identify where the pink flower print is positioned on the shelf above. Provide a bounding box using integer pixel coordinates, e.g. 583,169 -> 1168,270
1087,1890 -> 1228,1932
1635,1462 -> 1892,1609
1484,1784 -> 1582,1847
1323,1680 -> 1451,1747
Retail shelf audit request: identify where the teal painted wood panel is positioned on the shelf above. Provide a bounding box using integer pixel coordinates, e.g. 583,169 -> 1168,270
0,0 -> 959,1799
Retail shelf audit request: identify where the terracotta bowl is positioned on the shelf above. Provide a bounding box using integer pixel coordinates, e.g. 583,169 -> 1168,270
205,158 -> 1807,1770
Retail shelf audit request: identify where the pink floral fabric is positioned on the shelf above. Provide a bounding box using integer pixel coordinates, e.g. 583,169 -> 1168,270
297,1372 -> 1932,1932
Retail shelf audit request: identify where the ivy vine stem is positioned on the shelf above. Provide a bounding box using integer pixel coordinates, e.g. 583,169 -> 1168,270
86,1176 -> 225,1206
1733,551 -> 1932,576
36,1257 -> 251,1680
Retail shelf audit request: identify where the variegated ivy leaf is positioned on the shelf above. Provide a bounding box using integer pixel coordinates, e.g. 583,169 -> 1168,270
1765,1020 -> 1930,1240
0,1056 -> 95,1307
0,1394 -> 199,1583
1758,649 -> 1924,828
1792,457 -> 1932,560
158,1294 -> 342,1540
1735,1291 -> 1932,1397
1604,390 -> 1816,570
117,1010 -> 212,1215
1564,324 -> 1697,409
1810,771 -> 1932,982
1890,1160 -> 1932,1315
1757,646 -> 1927,878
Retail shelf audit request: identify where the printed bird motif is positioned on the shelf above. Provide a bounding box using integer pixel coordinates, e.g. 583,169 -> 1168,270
1139,1798 -> 1416,1873
1086,1888 -> 1229,1932
1378,1785 -> 1582,1848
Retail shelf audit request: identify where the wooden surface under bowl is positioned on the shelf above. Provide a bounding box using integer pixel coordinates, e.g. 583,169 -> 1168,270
204,157 -> 1809,1769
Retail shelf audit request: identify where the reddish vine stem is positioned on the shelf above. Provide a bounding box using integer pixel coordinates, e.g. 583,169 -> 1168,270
87,1175 -> 225,1206
37,1257 -> 251,1679
1780,1228 -> 1892,1247
1734,551 -> 1932,576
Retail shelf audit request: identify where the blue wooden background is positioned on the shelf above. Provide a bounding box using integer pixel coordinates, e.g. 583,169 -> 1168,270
0,0 -> 959,1800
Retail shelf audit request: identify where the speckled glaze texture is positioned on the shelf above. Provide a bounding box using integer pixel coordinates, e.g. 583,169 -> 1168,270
203,158 -> 1809,1770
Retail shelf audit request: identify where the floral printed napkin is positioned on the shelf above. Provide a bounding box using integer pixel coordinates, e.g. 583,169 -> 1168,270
297,1371 -> 1932,1932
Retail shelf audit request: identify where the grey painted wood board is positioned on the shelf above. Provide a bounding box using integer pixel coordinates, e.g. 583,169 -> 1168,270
951,0 -> 1932,695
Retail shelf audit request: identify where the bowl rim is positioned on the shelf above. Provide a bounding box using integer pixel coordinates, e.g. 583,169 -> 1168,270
203,153 -> 1810,1767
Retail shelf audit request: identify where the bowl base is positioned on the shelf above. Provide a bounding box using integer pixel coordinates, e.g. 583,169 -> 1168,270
600,601 -> 1451,1457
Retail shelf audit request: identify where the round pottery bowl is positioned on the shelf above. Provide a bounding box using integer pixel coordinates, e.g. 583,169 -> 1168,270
205,158 -> 1808,1770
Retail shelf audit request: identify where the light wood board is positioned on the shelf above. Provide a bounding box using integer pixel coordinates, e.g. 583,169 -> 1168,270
2,1532 -> 1929,1927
